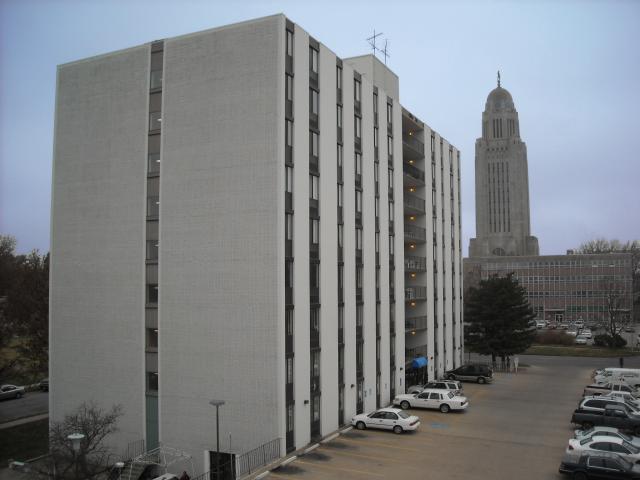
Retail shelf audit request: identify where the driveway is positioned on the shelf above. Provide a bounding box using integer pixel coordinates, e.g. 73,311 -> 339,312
265,355 -> 640,480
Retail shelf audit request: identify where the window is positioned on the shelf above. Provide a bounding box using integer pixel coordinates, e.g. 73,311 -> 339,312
310,262 -> 320,288
355,153 -> 362,175
311,219 -> 319,244
285,166 -> 293,193
337,105 -> 342,128
373,93 -> 378,115
389,235 -> 395,255
310,175 -> 319,200
146,328 -> 158,349
356,266 -> 363,288
147,372 -> 158,392
147,284 -> 158,304
374,162 -> 379,184
286,356 -> 294,384
356,190 -> 362,213
310,89 -> 319,115
356,228 -> 363,250
338,184 -> 343,207
387,136 -> 393,156
387,103 -> 392,124
374,127 -> 378,148
337,144 -> 343,168
150,70 -> 162,90
338,347 -> 344,371
355,116 -> 361,138
286,309 -> 294,336
287,404 -> 294,432
286,214 -> 293,240
149,111 -> 162,131
286,30 -> 294,57
311,350 -> 320,377
354,79 -> 361,102
286,120 -> 293,147
310,47 -> 318,73
389,200 -> 394,222
146,240 -> 159,260
310,131 -> 319,157
338,224 -> 343,247
285,260 -> 294,287
286,75 -> 293,101
388,168 -> 393,188
336,66 -> 342,89
375,232 -> 379,253
375,197 -> 379,217
338,306 -> 344,328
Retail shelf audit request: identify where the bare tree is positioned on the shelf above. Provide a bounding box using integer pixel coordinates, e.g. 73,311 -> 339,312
600,275 -> 632,341
30,402 -> 123,479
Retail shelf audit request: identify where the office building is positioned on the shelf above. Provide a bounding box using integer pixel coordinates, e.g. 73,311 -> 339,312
50,15 -> 462,476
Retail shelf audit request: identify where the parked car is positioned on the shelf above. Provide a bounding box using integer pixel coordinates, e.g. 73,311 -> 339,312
584,383 -> 639,398
559,323 -> 570,330
406,380 -> 463,395
536,320 -> 546,329
595,372 -> 640,388
574,426 -> 640,448
393,388 -> 469,413
582,329 -> 593,339
567,435 -> 640,463
559,451 -> 640,479
626,325 -> 636,333
351,408 -> 420,434
574,320 -> 585,329
575,335 -> 588,345
571,405 -> 640,436
579,396 -> 640,416
445,364 -> 493,384
38,378 -> 49,392
0,384 -> 25,400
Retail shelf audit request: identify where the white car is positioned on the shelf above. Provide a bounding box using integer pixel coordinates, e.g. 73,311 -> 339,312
536,321 -> 546,329
393,388 -> 468,413
567,435 -> 640,463
575,335 -> 588,345
582,329 -> 592,339
351,408 -> 420,434
574,426 -> 640,448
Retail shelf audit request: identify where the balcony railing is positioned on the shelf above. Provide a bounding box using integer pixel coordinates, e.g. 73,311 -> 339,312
403,163 -> 425,183
402,134 -> 425,156
404,193 -> 425,212
405,315 -> 428,332
404,255 -> 426,271
404,224 -> 426,242
405,286 -> 427,300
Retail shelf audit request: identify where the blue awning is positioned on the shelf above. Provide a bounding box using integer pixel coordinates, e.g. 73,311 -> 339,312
411,356 -> 428,369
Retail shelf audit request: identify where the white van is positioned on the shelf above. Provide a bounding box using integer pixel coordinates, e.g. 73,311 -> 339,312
594,369 -> 640,387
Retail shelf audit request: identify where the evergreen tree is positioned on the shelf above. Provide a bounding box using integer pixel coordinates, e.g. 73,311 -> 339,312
464,274 -> 536,363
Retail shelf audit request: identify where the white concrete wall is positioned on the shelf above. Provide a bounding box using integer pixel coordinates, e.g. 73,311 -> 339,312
158,15 -> 284,466
50,45 -> 149,451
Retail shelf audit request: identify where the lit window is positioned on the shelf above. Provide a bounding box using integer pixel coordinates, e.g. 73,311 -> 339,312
286,120 -> 293,147
387,103 -> 393,124
310,89 -> 319,115
310,131 -> 319,157
387,136 -> 393,156
310,47 -> 318,73
337,105 -> 342,128
286,75 -> 293,101
286,30 -> 294,57
355,153 -> 362,175
356,190 -> 362,213
338,184 -> 343,207
311,219 -> 319,244
355,116 -> 361,138
356,228 -> 363,250
354,79 -> 361,102
310,175 -> 319,200
336,66 -> 342,89
337,144 -> 343,168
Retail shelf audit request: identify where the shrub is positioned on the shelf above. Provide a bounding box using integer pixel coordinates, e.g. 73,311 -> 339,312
593,333 -> 628,348
593,334 -> 609,347
536,330 -> 574,346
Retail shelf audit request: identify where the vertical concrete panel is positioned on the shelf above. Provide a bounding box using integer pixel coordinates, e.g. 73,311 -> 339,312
159,16 -> 282,463
50,45 -> 149,451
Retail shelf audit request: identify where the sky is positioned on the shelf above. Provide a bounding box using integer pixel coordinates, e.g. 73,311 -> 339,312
1,0 -> 639,255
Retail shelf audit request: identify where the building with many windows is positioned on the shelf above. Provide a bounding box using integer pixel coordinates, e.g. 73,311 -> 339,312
50,14 -> 462,476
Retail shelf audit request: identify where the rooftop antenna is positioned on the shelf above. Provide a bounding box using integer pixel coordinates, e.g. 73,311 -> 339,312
382,39 -> 390,65
497,70 -> 501,87
366,30 -> 384,58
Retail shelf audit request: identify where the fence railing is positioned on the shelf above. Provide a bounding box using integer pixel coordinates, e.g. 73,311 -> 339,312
405,315 -> 428,331
405,286 -> 427,300
123,439 -> 146,462
403,163 -> 425,182
404,255 -> 426,271
403,193 -> 426,212
404,224 -> 426,241
235,438 -> 281,478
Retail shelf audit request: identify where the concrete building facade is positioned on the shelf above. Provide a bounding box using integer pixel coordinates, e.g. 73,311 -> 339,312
469,77 -> 539,258
50,15 -> 462,476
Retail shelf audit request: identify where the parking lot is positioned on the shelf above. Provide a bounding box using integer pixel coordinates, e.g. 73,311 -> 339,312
265,355 -> 640,480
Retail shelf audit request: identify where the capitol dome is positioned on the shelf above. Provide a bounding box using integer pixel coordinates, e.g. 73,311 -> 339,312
485,86 -> 515,111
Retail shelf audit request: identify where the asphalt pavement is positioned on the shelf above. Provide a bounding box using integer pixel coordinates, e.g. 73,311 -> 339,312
0,391 -> 48,424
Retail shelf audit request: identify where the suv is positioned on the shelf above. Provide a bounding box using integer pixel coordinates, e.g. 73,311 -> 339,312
580,397 -> 640,416
445,364 -> 493,384
406,380 -> 463,395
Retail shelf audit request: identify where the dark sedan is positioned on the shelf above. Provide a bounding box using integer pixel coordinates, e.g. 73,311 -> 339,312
559,451 -> 640,479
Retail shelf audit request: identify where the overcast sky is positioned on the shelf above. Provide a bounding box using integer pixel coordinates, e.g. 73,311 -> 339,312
1,0 -> 638,255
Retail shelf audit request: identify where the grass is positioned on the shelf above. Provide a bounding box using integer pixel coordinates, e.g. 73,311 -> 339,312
0,419 -> 49,466
524,344 -> 640,357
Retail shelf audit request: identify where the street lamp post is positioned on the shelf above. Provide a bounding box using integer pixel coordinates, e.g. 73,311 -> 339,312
67,433 -> 85,480
209,399 -> 225,480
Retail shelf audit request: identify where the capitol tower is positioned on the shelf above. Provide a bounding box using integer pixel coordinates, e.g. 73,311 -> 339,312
469,73 -> 539,257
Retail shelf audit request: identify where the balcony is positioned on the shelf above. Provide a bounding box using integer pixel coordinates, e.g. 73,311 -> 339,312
402,134 -> 424,160
403,163 -> 425,186
405,286 -> 427,301
406,345 -> 428,360
404,224 -> 426,243
404,255 -> 426,272
404,192 -> 425,214
405,315 -> 428,332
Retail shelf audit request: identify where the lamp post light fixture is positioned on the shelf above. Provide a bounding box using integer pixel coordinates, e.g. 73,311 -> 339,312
209,399 -> 225,480
67,433 -> 85,480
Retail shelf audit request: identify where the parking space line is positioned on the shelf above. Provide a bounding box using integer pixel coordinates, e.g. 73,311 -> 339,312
296,459 -> 384,477
338,436 -> 421,452
321,447 -> 423,469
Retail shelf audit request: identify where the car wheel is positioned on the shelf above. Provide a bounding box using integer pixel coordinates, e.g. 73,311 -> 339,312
440,404 -> 450,413
400,401 -> 410,410
16,392 -> 23,399
393,425 -> 403,434
356,421 -> 366,430
477,377 -> 486,384
572,472 -> 588,480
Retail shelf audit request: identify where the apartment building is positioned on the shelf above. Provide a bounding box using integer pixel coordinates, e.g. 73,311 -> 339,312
50,14 -> 462,476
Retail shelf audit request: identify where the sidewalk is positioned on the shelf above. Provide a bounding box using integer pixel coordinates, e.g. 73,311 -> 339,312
0,414 -> 48,430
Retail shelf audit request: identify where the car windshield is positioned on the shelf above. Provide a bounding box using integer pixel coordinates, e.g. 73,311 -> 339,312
624,441 -> 640,454
397,411 -> 410,419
